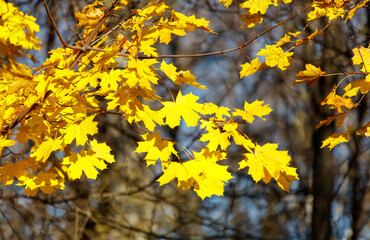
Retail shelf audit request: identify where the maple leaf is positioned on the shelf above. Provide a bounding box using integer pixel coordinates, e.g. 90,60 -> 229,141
307,4 -> 346,21
352,46 -> 370,72
135,1 -> 168,17
240,58 -> 265,78
31,137 -> 63,162
257,45 -> 294,70
134,105 -> 164,132
315,112 -> 348,129
0,1 -> 41,59
276,34 -> 291,47
0,136 -> 16,157
233,100 -> 272,123
89,139 -> 115,164
158,149 -> 233,199
343,75 -> 370,97
63,115 -> 98,146
62,148 -> 110,180
0,159 -> 30,186
201,103 -> 231,120
74,0 -> 106,38
239,143 -> 299,192
171,11 -> 215,33
160,61 -> 206,89
17,169 -> 65,197
241,10 -> 263,28
357,122 -> 370,137
241,0 -> 273,15
200,119 -> 231,151
116,34 -> 137,55
219,0 -> 233,7
160,91 -> 203,128
292,64 -> 326,86
222,119 -> 255,151
27,171 -> 65,196
321,90 -> 355,112
125,58 -> 158,88
321,132 -> 350,150
135,130 -> 178,166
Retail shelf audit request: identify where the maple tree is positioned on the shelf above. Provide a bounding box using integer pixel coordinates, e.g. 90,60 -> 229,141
0,0 -> 369,202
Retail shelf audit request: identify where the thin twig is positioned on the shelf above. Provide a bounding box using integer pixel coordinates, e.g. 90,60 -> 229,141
157,74 -> 175,102
139,2 -> 314,59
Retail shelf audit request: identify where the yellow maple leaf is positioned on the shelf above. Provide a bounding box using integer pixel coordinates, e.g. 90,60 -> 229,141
62,148 -> 110,180
239,143 -> 299,192
0,136 -> 16,157
0,1 -> 41,59
134,105 -> 164,132
160,91 -> 203,128
135,130 -> 178,166
125,58 -> 158,88
18,170 -> 65,197
240,58 -> 265,78
321,132 -> 350,150
343,75 -> 370,97
31,137 -> 63,162
307,3 -> 346,21
219,0 -> 233,7
257,45 -> 294,70
135,1 -> 168,17
158,149 -> 233,199
200,103 -> 231,120
171,11 -> 215,33
292,64 -> 326,86
63,115 -> 98,146
233,100 -> 272,123
74,0 -> 106,38
241,0 -> 272,14
200,119 -> 231,151
321,90 -> 355,113
223,119 -> 255,151
89,139 -> 115,164
0,160 -> 29,186
160,61 -> 206,89
357,122 -> 370,137
352,46 -> 370,72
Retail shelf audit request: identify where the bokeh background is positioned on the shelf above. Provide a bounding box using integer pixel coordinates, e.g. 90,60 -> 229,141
1,0 -> 369,239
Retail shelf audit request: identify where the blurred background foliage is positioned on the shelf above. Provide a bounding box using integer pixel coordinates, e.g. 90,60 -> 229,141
0,0 -> 369,239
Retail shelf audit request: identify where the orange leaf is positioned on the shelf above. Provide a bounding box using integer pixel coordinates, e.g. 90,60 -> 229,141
292,64 -> 326,86
321,90 -> 355,112
321,132 -> 350,150
357,122 -> 370,137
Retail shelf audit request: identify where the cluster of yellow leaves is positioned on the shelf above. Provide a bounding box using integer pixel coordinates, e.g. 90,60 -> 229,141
13,0 -> 368,199
294,47 -> 370,150
231,0 -> 370,152
220,0 -> 292,28
0,0 -> 41,60
136,98 -> 298,199
1,0 -> 369,200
